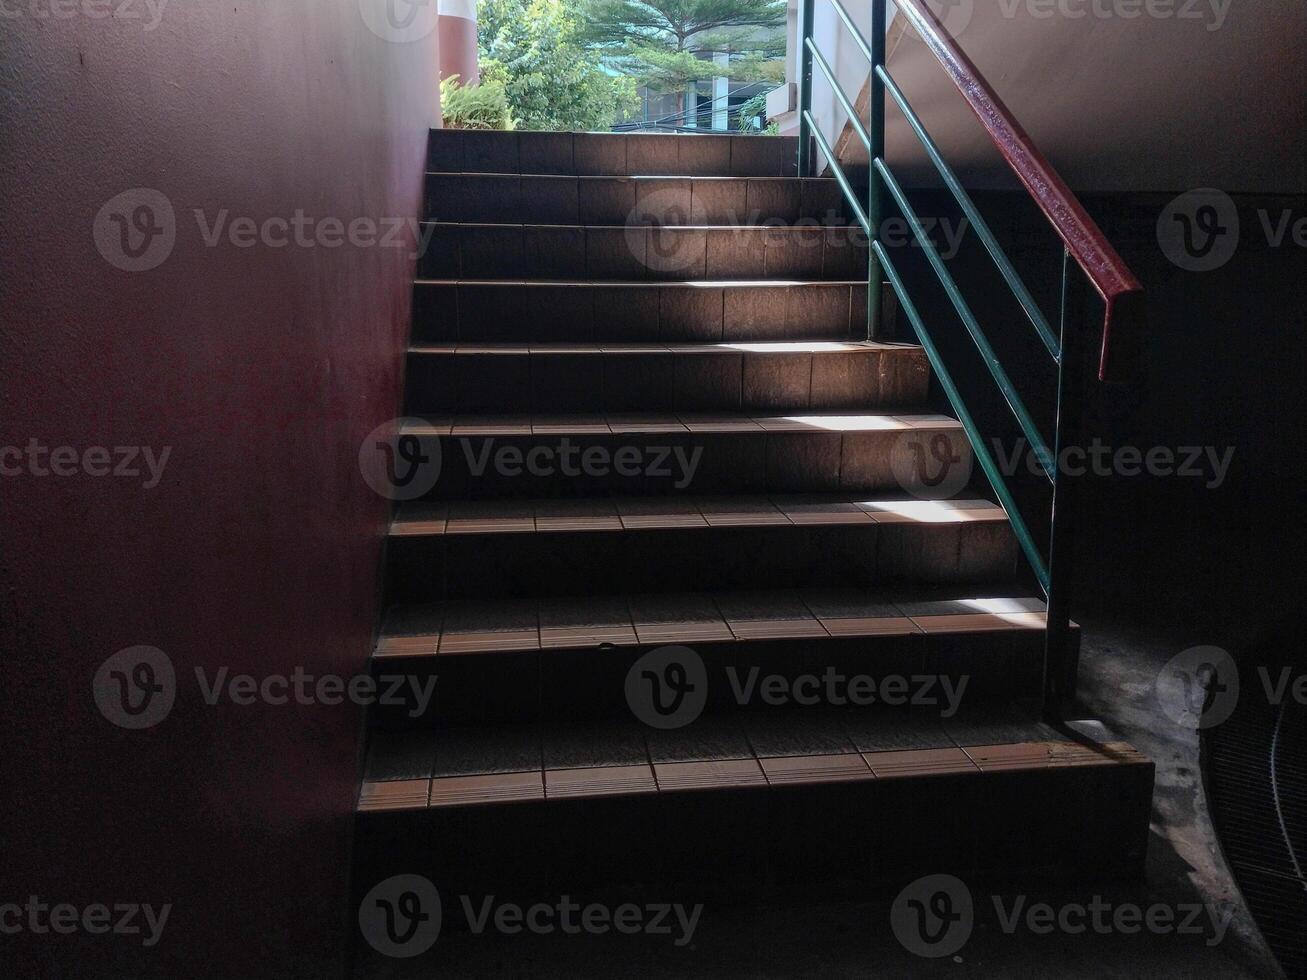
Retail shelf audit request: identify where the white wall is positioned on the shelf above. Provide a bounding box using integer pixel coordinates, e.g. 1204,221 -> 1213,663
795,0 -> 1305,193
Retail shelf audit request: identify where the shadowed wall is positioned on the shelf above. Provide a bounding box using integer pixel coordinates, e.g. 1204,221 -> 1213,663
0,3 -> 438,977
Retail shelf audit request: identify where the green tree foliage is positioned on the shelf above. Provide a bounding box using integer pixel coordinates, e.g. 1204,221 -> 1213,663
440,75 -> 515,131
479,0 -> 639,132
582,0 -> 785,114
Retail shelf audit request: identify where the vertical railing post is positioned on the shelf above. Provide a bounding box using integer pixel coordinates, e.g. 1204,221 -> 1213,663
797,0 -> 816,176
1043,248 -> 1088,722
866,0 -> 887,340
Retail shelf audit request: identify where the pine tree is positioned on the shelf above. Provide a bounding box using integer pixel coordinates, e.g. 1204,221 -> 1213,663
583,0 -> 786,122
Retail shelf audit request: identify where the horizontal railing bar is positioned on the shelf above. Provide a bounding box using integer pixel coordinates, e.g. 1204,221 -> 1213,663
875,240 -> 1051,592
877,64 -> 1061,362
875,156 -> 1055,482
891,0 -> 1143,381
805,38 -> 871,154
802,109 -> 871,235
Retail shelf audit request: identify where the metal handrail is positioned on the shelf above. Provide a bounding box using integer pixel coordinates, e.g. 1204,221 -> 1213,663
796,0 -> 1145,719
893,0 -> 1143,382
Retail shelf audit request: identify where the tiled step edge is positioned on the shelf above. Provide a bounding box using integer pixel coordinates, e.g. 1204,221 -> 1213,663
390,494 -> 1007,538
373,594 -> 1052,660
359,740 -> 1150,812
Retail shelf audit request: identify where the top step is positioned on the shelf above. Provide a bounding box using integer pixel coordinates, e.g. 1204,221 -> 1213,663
429,130 -> 799,178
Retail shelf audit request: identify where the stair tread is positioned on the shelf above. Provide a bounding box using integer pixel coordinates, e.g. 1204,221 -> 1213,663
400,411 -> 961,438
414,278 -> 866,286
421,220 -> 864,230
359,703 -> 1148,811
373,586 -> 1047,660
410,340 -> 916,356
392,492 -> 1007,537
426,172 -> 836,182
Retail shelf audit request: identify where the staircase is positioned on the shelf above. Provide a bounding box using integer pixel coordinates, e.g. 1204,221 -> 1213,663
353,130 -> 1154,939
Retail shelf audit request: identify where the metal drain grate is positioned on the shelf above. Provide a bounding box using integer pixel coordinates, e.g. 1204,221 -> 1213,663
1205,664 -> 1307,978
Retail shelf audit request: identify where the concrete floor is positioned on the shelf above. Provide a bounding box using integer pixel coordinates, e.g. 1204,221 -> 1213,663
355,612 -> 1286,979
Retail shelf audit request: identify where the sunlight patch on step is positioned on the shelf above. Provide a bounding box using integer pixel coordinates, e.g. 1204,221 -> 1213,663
686,280 -> 806,288
779,415 -> 906,431
858,499 -> 963,523
961,597 -> 1049,628
723,342 -> 859,353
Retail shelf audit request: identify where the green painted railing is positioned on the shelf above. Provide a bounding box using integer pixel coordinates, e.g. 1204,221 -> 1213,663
798,0 -> 1144,719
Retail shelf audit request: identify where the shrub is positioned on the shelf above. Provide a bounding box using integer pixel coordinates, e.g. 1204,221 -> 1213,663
439,75 -> 515,131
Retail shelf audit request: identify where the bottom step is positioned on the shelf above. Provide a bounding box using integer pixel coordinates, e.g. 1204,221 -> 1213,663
353,705 -> 1154,937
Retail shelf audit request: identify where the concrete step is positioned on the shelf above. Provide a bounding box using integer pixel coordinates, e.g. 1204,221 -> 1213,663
424,173 -> 853,226
416,222 -> 868,282
402,341 -> 927,415
427,129 -> 799,178
383,493 -> 1016,603
411,280 -> 875,345
388,412 -> 973,499
369,589 -> 1055,723
352,704 -> 1152,922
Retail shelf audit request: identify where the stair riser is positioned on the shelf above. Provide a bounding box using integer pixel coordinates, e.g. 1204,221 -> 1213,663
352,762 -> 1152,937
404,349 -> 923,415
428,130 -> 799,178
385,523 -> 1017,604
396,428 -> 973,499
417,224 -> 868,282
412,283 -> 870,345
425,175 -> 853,226
369,630 -> 1047,728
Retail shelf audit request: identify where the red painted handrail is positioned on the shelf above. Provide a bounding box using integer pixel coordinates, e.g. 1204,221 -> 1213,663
895,0 -> 1143,382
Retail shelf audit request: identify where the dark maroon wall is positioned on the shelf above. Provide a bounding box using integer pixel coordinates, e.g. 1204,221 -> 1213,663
0,4 -> 438,978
